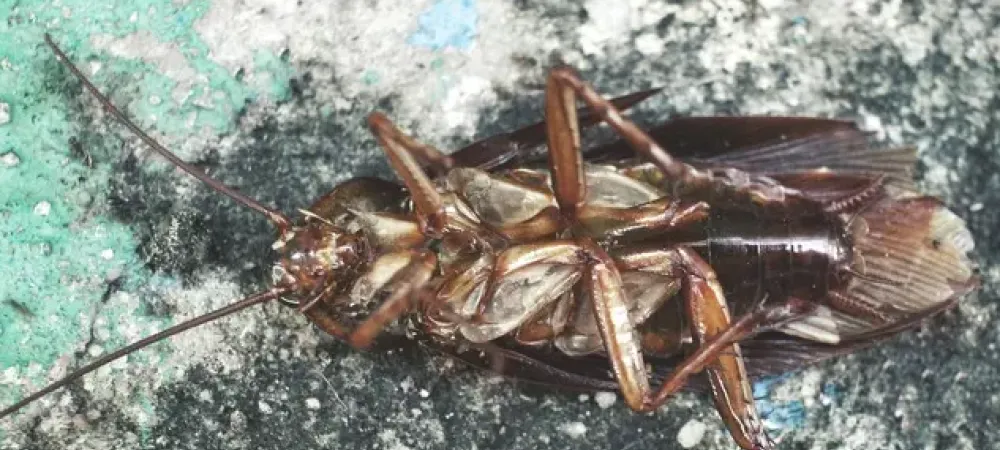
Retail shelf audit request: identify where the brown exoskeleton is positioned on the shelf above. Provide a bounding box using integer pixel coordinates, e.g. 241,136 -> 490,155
0,35 -> 979,450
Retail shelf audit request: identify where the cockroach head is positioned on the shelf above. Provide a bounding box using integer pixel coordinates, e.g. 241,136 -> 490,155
270,213 -> 372,304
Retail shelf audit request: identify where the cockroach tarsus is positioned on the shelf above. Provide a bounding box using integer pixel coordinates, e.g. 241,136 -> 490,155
1,34 -> 979,450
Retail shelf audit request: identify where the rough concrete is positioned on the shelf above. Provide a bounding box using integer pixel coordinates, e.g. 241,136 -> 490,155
1,1 -> 998,449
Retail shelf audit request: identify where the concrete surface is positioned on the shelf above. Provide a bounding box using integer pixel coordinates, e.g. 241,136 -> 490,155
1,0 -> 998,449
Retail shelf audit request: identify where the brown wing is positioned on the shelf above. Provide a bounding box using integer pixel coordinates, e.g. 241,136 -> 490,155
587,116 -> 915,183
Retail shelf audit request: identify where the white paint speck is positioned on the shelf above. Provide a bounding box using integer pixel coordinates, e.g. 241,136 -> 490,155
677,419 -> 707,448
100,249 -> 115,260
87,61 -> 102,76
594,391 -> 617,409
0,102 -> 10,125
258,400 -> 273,414
305,398 -> 321,410
970,202 -> 984,212
33,201 -> 51,216
1,151 -> 19,167
418,389 -> 429,398
559,421 -> 588,438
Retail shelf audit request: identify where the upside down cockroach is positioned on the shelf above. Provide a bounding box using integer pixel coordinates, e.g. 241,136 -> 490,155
1,34 -> 980,450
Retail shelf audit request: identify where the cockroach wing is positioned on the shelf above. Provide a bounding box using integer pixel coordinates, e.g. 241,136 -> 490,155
780,193 -> 978,344
592,116 -> 916,186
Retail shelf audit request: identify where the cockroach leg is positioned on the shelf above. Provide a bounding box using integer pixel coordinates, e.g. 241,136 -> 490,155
546,67 -> 701,187
494,206 -> 564,242
544,69 -> 587,217
578,198 -> 710,241
579,238 -> 652,411
367,112 -> 448,237
457,241 -> 587,343
365,113 -> 455,175
668,247 -> 769,450
608,245 -> 796,449
449,88 -> 662,171
348,250 -> 437,349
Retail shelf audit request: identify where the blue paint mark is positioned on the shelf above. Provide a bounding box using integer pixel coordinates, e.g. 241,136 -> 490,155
821,381 -> 841,404
753,374 -> 807,431
408,0 -> 478,51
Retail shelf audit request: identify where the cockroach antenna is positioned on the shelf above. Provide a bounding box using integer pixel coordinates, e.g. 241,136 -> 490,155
0,35 -> 297,419
42,33 -> 293,233
0,289 -> 288,418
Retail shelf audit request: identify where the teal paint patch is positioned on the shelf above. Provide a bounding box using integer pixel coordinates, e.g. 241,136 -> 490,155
253,49 -> 295,101
408,0 -> 478,51
362,69 -> 380,86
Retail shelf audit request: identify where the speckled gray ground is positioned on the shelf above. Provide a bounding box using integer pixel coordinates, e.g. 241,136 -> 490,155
3,1 -> 999,449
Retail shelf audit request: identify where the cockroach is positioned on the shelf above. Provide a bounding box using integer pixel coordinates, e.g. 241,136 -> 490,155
1,34 -> 979,450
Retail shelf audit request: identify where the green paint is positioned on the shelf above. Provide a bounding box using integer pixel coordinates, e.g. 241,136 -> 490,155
253,49 -> 295,101
362,69 -> 380,86
0,0 -> 298,425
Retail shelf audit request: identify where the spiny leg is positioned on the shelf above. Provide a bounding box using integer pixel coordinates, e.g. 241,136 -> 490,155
303,250 -> 437,350
544,68 -> 587,217
600,245 -> 814,450
368,113 -> 448,237
659,248 -> 770,450
349,250 -> 438,349
578,238 -> 652,410
450,88 -> 662,171
546,67 -> 705,186
542,70 -> 711,236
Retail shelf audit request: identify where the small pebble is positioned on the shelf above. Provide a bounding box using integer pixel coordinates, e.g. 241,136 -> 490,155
970,202 -> 984,212
634,32 -> 664,56
418,389 -> 429,398
1,151 -> 19,167
594,391 -> 616,409
559,421 -> 587,438
0,102 -> 10,125
34,201 -> 51,216
258,400 -> 273,414
100,249 -> 114,260
305,398 -> 321,410
149,95 -> 162,105
677,419 -> 707,448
